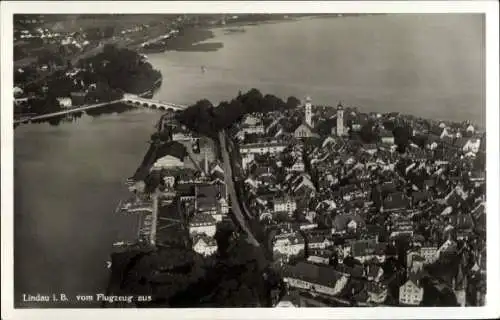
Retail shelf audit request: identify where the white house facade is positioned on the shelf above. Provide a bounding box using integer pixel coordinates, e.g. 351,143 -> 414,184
57,97 -> 73,108
192,236 -> 218,257
188,214 -> 217,237
274,197 -> 297,214
240,142 -> 288,155
399,280 -> 424,306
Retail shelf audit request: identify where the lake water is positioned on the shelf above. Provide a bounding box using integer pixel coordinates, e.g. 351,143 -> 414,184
14,14 -> 485,307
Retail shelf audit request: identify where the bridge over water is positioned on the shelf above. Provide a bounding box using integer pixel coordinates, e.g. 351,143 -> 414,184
14,94 -> 187,125
122,94 -> 186,111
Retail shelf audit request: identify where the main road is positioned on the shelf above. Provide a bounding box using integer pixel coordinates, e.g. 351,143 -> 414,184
218,130 -> 260,247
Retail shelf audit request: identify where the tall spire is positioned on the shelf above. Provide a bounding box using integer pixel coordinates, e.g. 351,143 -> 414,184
336,101 -> 344,136
305,96 -> 312,127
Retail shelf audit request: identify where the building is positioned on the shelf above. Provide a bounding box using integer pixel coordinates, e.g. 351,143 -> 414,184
195,183 -> 227,202
380,130 -> 395,145
366,263 -> 384,282
237,124 -> 265,140
192,234 -> 218,257
172,131 -> 196,142
351,122 -> 362,132
243,123 -> 265,135
273,197 -> 297,214
336,102 -> 345,136
462,138 -> 481,154
367,283 -> 388,304
274,292 -> 301,307
243,114 -> 261,126
242,153 -> 255,170
273,232 -> 305,263
399,274 -> 424,306
437,239 -> 457,258
304,96 -> 313,127
188,213 -> 217,237
13,86 -> 24,98
305,233 -> 333,250
70,91 -> 86,106
239,141 -> 288,155
307,255 -> 330,265
194,183 -> 228,221
383,192 -> 410,212
331,213 -> 365,236
294,123 -> 319,139
412,191 -> 432,206
56,97 -> 72,108
419,246 -> 438,264
291,175 -> 316,196
389,215 -> 414,239
14,96 -> 29,107
151,155 -> 184,170
283,262 -> 349,297
195,196 -> 218,215
287,159 -> 305,173
162,174 -> 176,188
350,239 -> 387,263
408,254 -> 425,273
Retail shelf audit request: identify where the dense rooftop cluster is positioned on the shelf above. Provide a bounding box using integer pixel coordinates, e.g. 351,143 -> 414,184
108,88 -> 486,308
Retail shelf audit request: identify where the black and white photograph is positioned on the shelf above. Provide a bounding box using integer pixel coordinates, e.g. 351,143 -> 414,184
1,1 -> 499,319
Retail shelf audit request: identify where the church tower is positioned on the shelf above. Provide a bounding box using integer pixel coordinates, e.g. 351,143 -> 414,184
336,102 -> 344,136
305,96 -> 312,127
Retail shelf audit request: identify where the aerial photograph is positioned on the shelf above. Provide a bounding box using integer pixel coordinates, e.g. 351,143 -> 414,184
11,12 -> 486,309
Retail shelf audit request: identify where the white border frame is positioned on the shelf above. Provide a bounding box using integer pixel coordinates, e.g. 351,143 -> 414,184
1,1 -> 499,319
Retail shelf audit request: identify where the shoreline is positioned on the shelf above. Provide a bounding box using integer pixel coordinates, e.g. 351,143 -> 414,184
136,15 -> 368,53
209,13 -> 388,30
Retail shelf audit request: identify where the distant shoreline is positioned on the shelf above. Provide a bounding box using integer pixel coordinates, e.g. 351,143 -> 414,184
209,13 -> 387,30
141,14 -> 388,53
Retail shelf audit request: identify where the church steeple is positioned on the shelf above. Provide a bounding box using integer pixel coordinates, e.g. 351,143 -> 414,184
336,101 -> 344,136
305,96 -> 312,127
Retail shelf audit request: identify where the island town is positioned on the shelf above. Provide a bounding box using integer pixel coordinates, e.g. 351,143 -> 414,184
107,87 -> 486,308
11,14 -> 487,309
